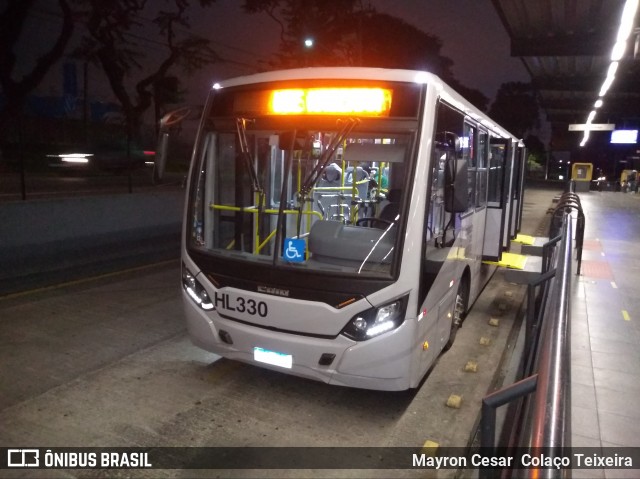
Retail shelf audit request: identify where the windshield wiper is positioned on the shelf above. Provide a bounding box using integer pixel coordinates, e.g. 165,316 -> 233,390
299,117 -> 360,198
236,117 -> 262,194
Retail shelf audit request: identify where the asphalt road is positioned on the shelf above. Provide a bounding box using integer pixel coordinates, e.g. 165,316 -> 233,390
0,169 -> 186,202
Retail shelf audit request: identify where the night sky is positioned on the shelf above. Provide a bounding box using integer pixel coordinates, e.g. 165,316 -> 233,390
15,1 -> 530,111
194,0 -> 530,102
371,0 -> 530,99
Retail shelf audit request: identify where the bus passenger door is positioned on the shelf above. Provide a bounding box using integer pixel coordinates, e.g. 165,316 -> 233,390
482,137 -> 514,261
509,144 -> 527,239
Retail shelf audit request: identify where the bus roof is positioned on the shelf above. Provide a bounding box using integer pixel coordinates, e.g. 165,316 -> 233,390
211,67 -> 519,141
212,67 -> 436,89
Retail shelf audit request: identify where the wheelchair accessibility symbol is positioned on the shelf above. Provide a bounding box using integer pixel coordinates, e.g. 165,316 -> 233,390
283,238 -> 306,262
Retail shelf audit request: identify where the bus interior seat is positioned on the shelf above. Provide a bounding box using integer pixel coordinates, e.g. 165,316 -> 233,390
345,166 -> 370,202
354,188 -> 401,229
308,220 -> 395,265
380,188 -> 401,223
323,163 -> 342,183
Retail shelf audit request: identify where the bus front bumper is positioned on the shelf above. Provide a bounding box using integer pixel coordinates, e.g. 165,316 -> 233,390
183,296 -> 415,391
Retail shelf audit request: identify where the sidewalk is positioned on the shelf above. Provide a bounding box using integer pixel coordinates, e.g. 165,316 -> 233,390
569,191 -> 640,479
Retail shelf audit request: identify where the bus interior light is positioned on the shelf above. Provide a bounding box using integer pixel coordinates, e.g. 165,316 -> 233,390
270,88 -> 392,116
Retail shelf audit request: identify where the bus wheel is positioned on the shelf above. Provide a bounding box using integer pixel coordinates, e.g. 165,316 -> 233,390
444,278 -> 469,350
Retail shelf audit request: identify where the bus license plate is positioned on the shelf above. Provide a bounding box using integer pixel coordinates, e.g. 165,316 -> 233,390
253,347 -> 292,369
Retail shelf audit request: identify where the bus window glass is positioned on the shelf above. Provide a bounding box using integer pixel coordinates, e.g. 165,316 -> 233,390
477,129 -> 488,207
463,122 -> 476,211
188,113 -> 414,279
488,139 -> 506,206
428,101 -> 464,246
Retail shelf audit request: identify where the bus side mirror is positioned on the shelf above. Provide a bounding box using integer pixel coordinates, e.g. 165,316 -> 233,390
444,158 -> 468,213
153,132 -> 169,183
153,107 -> 191,184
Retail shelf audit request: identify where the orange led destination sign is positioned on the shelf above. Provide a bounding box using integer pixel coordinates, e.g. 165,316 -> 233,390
270,88 -> 392,116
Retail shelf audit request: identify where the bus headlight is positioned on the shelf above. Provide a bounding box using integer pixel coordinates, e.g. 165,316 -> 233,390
341,296 -> 408,341
182,263 -> 214,310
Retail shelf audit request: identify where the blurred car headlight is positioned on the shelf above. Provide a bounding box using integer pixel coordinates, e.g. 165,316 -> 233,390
47,153 -> 92,163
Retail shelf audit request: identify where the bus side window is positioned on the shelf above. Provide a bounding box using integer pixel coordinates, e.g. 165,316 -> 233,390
444,156 -> 468,213
477,130 -> 489,208
429,101 -> 465,246
463,122 -> 477,211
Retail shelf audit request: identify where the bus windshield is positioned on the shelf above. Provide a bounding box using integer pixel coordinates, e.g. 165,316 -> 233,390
187,112 -> 415,279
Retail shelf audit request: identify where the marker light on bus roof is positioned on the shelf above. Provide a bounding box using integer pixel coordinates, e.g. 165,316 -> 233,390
270,88 -> 392,116
414,72 -> 430,84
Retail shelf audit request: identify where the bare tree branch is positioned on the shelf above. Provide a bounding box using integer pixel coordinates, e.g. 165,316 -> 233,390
0,0 -> 74,119
74,0 -> 219,140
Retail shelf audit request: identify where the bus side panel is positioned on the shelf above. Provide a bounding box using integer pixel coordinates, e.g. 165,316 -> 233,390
413,282 -> 457,385
334,319 -> 414,383
469,207 -> 487,301
501,143 -> 516,251
483,209 -> 502,261
512,146 -> 527,236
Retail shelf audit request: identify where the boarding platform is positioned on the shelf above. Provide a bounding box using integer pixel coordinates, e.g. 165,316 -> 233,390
490,249 -> 545,284
484,232 -> 549,284
566,190 -> 640,454
516,233 -> 548,256
489,190 -> 586,286
479,187 -> 640,477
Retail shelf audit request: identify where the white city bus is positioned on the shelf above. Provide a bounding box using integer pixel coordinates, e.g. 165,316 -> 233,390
178,68 -> 526,391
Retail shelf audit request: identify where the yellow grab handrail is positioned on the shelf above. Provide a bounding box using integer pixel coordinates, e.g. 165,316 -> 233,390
211,204 -> 323,219
210,203 -> 323,254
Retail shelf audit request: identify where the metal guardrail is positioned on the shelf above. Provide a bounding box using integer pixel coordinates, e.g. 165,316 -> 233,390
480,190 -> 582,478
549,192 -> 584,275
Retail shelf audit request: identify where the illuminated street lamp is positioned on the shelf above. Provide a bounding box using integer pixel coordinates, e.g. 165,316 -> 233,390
303,35 -> 362,65
304,37 -> 330,53
303,37 -> 330,66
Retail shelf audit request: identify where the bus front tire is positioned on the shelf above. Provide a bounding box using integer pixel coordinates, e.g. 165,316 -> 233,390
444,278 -> 469,350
